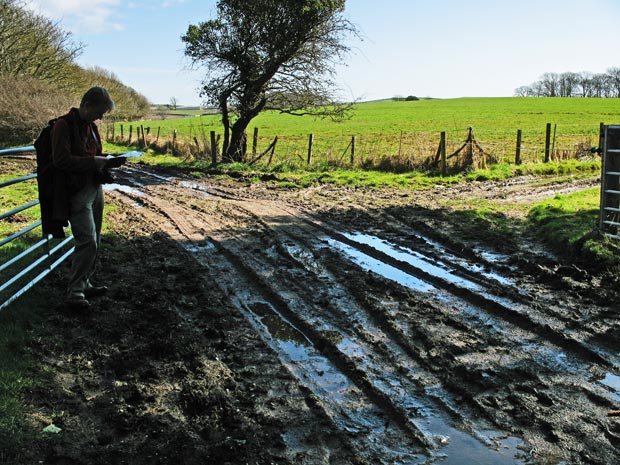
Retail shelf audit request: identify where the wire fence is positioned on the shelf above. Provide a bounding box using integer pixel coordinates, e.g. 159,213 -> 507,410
101,121 -> 603,172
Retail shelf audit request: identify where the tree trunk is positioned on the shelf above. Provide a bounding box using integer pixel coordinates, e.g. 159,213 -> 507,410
227,123 -> 248,162
223,96 -> 268,162
220,98 -> 231,159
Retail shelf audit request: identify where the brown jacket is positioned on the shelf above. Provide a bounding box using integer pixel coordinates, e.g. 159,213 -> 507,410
51,107 -> 102,193
39,108 -> 103,237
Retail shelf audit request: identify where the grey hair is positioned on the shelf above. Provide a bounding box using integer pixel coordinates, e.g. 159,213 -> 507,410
80,86 -> 115,112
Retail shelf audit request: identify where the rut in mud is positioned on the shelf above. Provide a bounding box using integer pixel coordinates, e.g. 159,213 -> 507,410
13,158 -> 620,465
93,166 -> 619,465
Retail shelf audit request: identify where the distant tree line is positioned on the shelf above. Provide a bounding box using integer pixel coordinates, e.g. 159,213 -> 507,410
0,0 -> 150,147
515,68 -> 620,98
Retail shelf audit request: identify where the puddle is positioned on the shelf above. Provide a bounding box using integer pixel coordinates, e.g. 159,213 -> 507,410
240,301 -> 426,464
139,170 -> 175,182
601,373 -> 620,391
332,232 -> 524,312
408,233 -> 515,286
344,232 -> 487,292
592,372 -> 620,402
184,241 -> 216,254
245,300 -> 530,464
326,238 -> 436,293
178,180 -> 213,195
422,418 -> 528,465
248,302 -> 352,402
102,183 -> 145,196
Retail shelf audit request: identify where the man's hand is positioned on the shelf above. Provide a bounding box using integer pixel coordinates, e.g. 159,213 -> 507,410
94,156 -> 109,170
105,155 -> 127,168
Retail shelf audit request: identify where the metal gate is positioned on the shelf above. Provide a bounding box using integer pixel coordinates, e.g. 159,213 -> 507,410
0,147 -> 74,311
599,125 -> 620,240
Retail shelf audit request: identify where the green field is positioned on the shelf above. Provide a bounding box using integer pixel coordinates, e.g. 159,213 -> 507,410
104,97 -> 620,169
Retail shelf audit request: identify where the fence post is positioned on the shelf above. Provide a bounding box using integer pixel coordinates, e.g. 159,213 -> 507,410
120,124 -> 124,142
350,136 -> 356,165
440,131 -> 447,176
598,122 -> 606,231
210,131 -> 217,164
515,129 -> 522,165
307,133 -> 313,164
156,127 -> 161,145
252,127 -> 259,157
544,123 -> 551,162
128,125 -> 133,145
172,129 -> 177,155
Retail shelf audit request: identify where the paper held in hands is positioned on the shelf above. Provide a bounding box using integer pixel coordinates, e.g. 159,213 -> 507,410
106,151 -> 143,159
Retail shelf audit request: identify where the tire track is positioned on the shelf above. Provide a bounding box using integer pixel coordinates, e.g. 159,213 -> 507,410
107,169 -> 620,464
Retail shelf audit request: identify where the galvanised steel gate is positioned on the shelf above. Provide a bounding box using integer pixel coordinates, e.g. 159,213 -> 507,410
599,125 -> 620,240
0,147 -> 74,311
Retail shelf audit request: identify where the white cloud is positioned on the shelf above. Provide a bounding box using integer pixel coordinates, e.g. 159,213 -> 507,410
23,0 -> 124,33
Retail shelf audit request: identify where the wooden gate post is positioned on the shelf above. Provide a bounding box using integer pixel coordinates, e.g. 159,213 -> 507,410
440,131 -> 447,176
515,129 -> 522,165
544,123 -> 552,162
252,127 -> 259,157
307,134 -> 313,164
350,136 -> 356,165
210,131 -> 217,164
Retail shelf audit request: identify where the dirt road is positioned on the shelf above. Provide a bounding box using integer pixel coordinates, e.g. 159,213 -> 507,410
21,163 -> 620,465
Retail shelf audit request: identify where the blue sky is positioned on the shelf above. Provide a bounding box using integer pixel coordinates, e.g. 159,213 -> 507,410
24,0 -> 620,106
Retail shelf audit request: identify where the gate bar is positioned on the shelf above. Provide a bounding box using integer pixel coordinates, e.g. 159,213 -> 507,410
0,246 -> 74,311
0,236 -> 73,294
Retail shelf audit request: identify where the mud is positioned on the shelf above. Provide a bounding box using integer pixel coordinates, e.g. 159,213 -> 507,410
10,161 -> 620,464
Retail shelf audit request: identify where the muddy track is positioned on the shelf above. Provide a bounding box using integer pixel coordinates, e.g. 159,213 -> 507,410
102,166 -> 620,465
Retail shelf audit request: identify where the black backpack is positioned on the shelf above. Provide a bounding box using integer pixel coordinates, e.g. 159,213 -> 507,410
34,117 -> 67,176
34,117 -> 70,238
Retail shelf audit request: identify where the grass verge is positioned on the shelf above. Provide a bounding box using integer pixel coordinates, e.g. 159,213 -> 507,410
528,188 -> 620,270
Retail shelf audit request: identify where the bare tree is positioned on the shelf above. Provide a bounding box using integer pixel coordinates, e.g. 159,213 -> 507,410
559,72 -> 579,97
515,68 -> 620,98
540,72 -> 560,97
514,86 -> 533,97
607,67 -> 620,97
182,0 -> 358,162
591,73 -> 610,98
531,81 -> 545,97
577,71 -> 594,97
170,96 -> 178,110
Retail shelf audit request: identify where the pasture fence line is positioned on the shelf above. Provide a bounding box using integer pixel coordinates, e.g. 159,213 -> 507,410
103,121 -> 603,174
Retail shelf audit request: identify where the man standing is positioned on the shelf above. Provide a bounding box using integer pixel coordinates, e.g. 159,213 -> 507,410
51,87 -> 125,309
